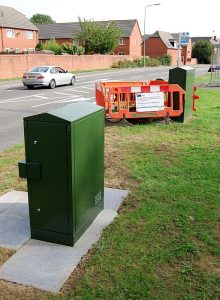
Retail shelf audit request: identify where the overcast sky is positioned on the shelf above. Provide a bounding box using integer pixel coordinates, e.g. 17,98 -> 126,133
1,0 -> 219,37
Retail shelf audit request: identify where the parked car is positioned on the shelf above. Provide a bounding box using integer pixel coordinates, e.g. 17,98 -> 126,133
22,66 -> 75,89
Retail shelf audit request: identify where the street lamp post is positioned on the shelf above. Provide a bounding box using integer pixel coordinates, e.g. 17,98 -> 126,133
143,3 -> 160,68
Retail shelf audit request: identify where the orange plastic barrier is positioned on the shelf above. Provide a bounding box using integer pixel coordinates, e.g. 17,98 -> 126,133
193,85 -> 199,111
96,81 -> 186,120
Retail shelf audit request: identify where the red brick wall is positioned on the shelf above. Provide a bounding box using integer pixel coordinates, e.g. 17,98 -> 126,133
181,39 -> 192,63
40,38 -> 73,45
145,38 -> 167,57
113,37 -> 130,55
144,37 -> 179,65
0,28 -> 38,52
0,54 -> 138,79
0,28 -> 3,51
167,49 -> 179,65
129,22 -> 142,56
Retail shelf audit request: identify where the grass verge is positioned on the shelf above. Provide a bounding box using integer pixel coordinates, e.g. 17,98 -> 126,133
0,82 -> 219,299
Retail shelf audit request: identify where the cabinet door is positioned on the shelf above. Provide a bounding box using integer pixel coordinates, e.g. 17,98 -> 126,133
26,121 -> 69,234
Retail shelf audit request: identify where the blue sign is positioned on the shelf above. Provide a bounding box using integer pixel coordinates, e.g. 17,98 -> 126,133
181,32 -> 190,46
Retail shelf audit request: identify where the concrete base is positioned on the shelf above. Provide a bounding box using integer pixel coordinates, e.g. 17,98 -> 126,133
0,188 -> 128,292
0,191 -> 30,250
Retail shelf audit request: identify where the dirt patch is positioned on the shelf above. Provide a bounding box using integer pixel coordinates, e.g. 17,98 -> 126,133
0,248 -> 15,267
0,280 -> 51,300
196,254 -> 220,276
104,126 -> 131,190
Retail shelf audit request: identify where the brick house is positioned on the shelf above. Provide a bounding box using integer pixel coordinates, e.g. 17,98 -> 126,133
143,30 -> 193,65
37,19 -> 142,56
0,5 -> 38,53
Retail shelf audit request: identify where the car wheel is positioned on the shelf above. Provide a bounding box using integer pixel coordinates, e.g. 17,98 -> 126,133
27,85 -> 34,89
49,79 -> 56,89
70,76 -> 75,86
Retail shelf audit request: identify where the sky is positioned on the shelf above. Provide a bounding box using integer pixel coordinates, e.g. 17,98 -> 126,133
0,0 -> 219,37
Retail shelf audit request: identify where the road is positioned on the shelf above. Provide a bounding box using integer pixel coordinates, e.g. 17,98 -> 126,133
0,65 -> 208,152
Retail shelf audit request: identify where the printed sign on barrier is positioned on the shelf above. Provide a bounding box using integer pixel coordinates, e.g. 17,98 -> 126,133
135,92 -> 164,112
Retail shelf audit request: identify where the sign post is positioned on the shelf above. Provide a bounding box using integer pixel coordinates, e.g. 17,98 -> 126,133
177,32 -> 190,66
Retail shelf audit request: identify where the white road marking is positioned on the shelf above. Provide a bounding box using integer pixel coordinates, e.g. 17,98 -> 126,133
81,86 -> 94,90
34,95 -> 48,99
130,76 -> 145,79
94,78 -> 109,82
0,94 -> 47,104
75,80 -> 95,85
76,90 -> 90,94
54,92 -> 74,96
32,97 -> 90,108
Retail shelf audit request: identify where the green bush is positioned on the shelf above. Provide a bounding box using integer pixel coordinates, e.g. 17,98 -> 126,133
35,43 -> 43,51
160,54 -> 172,66
192,40 -> 213,64
43,38 -> 62,55
61,43 -> 85,55
111,55 -> 171,69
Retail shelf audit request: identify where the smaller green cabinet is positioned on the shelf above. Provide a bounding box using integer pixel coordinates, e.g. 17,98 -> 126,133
18,102 -> 104,246
169,66 -> 195,122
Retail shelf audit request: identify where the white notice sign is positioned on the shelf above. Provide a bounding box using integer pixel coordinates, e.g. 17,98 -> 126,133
135,92 -> 164,112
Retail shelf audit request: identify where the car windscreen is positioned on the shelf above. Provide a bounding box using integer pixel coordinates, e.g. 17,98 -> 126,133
30,67 -> 49,73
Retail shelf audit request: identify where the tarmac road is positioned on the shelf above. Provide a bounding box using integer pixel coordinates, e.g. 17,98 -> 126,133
0,65 -> 209,152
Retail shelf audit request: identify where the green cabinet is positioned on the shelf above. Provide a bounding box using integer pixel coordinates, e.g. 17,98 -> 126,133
169,66 -> 195,122
18,102 -> 104,246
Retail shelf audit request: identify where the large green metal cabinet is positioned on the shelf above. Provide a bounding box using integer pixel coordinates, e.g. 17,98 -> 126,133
18,102 -> 104,246
169,66 -> 195,122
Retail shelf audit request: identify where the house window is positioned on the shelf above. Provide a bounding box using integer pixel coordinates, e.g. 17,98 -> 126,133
28,48 -> 35,53
14,48 -> 19,53
118,52 -> 125,55
118,38 -> 125,45
26,31 -> 34,39
6,29 -> 15,38
5,48 -> 10,53
109,52 -> 114,55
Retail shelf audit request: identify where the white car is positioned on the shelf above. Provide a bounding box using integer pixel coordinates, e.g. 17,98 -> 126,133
22,66 -> 75,89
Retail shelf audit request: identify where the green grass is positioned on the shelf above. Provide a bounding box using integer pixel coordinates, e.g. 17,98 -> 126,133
195,73 -> 212,84
0,82 -> 219,299
0,77 -> 21,82
59,87 -> 220,299
0,145 -> 26,195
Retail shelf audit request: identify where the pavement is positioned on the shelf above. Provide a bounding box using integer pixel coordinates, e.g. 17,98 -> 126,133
0,188 -> 128,292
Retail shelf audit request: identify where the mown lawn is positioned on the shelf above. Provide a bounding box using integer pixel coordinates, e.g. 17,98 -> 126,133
0,85 -> 219,299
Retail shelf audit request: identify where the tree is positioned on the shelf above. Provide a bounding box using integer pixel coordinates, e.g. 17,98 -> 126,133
192,40 -> 213,64
30,13 -> 55,24
76,18 -> 121,54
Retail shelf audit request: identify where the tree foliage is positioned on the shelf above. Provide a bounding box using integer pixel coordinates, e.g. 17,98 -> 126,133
43,38 -> 62,54
30,13 -> 55,24
76,18 -> 121,54
38,38 -> 85,55
61,43 -> 84,55
192,40 -> 213,64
